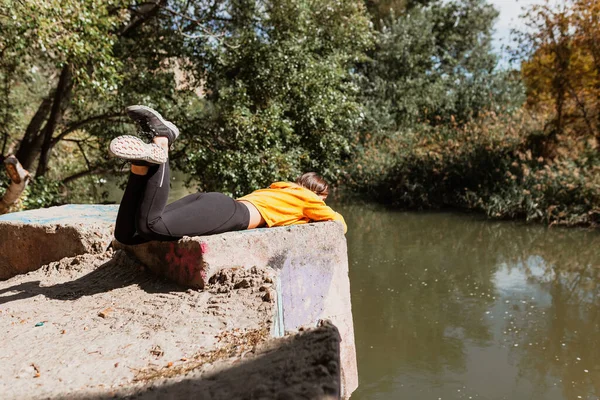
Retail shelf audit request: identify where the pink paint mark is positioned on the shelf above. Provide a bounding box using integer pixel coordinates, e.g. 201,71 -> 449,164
164,242 -> 205,284
200,242 -> 208,254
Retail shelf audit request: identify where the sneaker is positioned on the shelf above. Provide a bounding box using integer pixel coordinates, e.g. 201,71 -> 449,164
109,135 -> 168,165
125,105 -> 180,146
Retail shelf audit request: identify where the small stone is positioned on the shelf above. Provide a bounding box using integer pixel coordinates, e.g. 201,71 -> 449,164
98,308 -> 113,318
262,290 -> 272,302
234,279 -> 250,289
150,345 -> 164,358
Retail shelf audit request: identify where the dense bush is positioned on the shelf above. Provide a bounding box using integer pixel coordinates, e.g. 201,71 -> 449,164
346,112 -> 600,226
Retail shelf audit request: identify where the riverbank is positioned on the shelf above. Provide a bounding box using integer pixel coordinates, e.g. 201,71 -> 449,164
345,112 -> 600,228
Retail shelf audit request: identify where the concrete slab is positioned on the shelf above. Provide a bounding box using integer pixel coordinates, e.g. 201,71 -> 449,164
0,205 -> 358,398
0,205 -> 118,280
112,320 -> 343,400
0,250 -> 342,400
0,250 -> 275,399
115,222 -> 358,398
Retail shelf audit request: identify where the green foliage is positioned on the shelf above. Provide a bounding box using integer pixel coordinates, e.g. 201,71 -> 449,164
347,112 -> 600,226
173,0 -> 373,195
21,176 -> 64,210
0,170 -> 64,211
360,0 -> 524,135
1,0 -> 127,89
2,0 -> 593,229
2,0 -> 373,199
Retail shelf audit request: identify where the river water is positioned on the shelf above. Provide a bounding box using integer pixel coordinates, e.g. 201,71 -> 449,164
334,203 -> 600,400
105,181 -> 600,399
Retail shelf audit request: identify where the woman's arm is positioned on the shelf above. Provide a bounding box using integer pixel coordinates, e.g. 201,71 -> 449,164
304,202 -> 348,233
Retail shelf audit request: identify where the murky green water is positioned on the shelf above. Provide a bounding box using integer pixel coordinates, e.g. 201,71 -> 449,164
335,203 -> 600,400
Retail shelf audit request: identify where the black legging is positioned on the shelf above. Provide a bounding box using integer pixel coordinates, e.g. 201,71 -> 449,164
114,162 -> 250,245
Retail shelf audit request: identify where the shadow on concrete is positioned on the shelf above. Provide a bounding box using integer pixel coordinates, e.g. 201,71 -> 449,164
0,251 -> 184,305
77,321 -> 342,400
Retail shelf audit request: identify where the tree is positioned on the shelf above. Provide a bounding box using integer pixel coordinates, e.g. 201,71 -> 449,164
1,0 -> 374,210
519,0 -> 600,153
360,0 -> 523,136
171,0 -> 373,195
0,0 -> 133,211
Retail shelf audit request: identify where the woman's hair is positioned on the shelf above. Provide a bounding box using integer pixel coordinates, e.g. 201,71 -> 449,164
296,172 -> 329,197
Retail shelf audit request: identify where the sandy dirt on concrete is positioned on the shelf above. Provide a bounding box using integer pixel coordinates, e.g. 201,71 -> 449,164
0,250 -> 275,399
104,321 -> 342,400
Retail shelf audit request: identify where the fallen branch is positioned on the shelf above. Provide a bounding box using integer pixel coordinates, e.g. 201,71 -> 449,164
0,155 -> 30,215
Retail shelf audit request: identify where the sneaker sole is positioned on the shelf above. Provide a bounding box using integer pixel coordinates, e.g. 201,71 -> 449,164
126,105 -> 180,143
109,135 -> 167,164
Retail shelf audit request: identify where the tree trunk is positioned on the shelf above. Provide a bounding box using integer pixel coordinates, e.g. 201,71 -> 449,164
36,65 -> 73,177
15,97 -> 52,171
0,155 -> 30,214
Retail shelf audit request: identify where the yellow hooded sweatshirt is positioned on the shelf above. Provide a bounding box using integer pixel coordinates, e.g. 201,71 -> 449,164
238,182 -> 347,233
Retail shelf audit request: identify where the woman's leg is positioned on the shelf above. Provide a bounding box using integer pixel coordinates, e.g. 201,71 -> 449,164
114,136 -> 249,242
113,137 -> 175,244
113,168 -> 153,245
135,160 -> 250,240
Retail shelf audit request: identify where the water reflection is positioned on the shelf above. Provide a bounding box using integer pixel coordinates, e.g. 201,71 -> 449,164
334,203 -> 600,400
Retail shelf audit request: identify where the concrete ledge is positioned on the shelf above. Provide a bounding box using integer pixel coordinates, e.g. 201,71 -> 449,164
0,206 -> 358,398
115,222 -> 358,397
113,222 -> 346,289
0,251 -> 346,399
0,205 -> 118,280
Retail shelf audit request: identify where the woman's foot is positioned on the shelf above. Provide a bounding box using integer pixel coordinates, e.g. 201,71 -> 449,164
109,135 -> 168,165
125,105 -> 180,146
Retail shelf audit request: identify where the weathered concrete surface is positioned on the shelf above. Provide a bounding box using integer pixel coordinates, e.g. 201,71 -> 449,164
0,250 -> 342,400
0,205 -> 117,280
0,250 -> 275,399
92,320 -> 343,400
116,222 -> 358,398
0,205 -> 358,398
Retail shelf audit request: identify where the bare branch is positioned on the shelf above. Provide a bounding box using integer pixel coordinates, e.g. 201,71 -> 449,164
74,141 -> 93,172
62,167 -> 108,184
51,112 -> 126,146
120,0 -> 167,37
